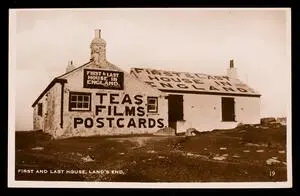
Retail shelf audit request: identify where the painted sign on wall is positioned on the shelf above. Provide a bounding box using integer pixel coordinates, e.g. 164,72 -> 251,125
131,68 -> 260,96
72,92 -> 165,129
83,69 -> 124,90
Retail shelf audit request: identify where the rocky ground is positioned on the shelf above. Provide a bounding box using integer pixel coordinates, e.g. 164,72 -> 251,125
15,124 -> 287,182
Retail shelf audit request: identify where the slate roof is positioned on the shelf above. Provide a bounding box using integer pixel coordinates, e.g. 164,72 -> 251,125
130,67 -> 261,97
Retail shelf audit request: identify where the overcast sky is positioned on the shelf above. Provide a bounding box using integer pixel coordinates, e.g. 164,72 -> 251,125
11,8 -> 291,131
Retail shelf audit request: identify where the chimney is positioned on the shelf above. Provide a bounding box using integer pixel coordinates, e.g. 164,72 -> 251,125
66,60 -> 75,73
90,29 -> 106,66
95,29 -> 101,39
230,59 -> 234,68
227,59 -> 237,79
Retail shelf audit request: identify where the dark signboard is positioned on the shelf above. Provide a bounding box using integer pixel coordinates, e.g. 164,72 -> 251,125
83,69 -> 124,90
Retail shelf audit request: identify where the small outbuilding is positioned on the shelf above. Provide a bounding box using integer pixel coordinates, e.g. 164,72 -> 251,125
32,29 -> 261,138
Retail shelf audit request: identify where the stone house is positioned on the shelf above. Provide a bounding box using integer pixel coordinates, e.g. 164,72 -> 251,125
32,29 -> 261,138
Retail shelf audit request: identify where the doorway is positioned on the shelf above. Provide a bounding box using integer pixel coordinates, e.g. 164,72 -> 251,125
168,94 -> 184,131
221,97 -> 235,121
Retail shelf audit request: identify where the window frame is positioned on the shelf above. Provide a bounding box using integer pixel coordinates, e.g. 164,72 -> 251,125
37,103 -> 43,116
69,91 -> 92,112
147,96 -> 158,113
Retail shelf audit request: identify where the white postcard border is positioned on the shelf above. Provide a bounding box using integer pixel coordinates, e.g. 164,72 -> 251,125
8,8 -> 292,188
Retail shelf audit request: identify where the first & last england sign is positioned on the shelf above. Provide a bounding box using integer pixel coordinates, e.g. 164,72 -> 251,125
83,69 -> 124,90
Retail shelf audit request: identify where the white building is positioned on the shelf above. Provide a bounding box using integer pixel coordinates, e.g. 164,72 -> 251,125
32,29 -> 261,138
130,61 -> 261,133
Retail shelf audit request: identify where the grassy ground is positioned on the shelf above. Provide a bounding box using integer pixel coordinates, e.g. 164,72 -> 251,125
15,125 -> 287,182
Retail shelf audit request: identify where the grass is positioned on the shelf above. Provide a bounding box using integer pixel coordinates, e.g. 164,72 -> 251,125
15,125 -> 287,182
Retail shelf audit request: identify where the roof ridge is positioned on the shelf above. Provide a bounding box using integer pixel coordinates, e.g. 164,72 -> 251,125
130,67 -> 232,76
57,61 -> 91,79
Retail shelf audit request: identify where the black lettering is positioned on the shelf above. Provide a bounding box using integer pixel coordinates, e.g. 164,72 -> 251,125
185,73 -> 195,78
134,68 -> 144,74
170,78 -> 181,82
110,94 -> 119,104
223,76 -> 230,81
215,81 -> 220,86
96,118 -> 104,128
84,118 -> 93,128
207,75 -> 215,80
127,118 -> 136,128
193,79 -> 204,84
148,76 -> 160,81
138,118 -> 147,128
195,73 -> 207,79
108,105 -> 112,116
194,73 -> 201,78
160,77 -> 171,82
96,93 -> 107,104
182,78 -> 192,83
121,94 -> 132,104
117,118 -> 124,128
113,106 -> 123,116
160,82 -> 173,88
237,88 -> 248,92
137,107 -> 145,116
151,70 -> 162,75
157,118 -> 164,128
177,83 -> 188,89
74,118 -> 83,128
125,106 -> 135,116
192,85 -> 205,90
223,87 -> 235,92
134,95 -> 143,105
172,72 -> 181,77
145,81 -> 157,88
219,81 -> 232,86
148,118 -> 156,128
145,69 -> 151,74
95,105 -> 106,115
163,71 -> 173,77
214,76 -> 224,80
210,85 -> 220,91
106,117 -> 114,127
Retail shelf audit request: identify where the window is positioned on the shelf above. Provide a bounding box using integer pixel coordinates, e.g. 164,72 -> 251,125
221,97 -> 235,121
38,103 -> 43,116
69,92 -> 91,111
147,96 -> 158,113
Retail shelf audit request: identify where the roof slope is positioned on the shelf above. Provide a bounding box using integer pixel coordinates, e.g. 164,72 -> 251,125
56,61 -> 165,95
130,67 -> 261,97
32,78 -> 67,107
32,62 -> 166,107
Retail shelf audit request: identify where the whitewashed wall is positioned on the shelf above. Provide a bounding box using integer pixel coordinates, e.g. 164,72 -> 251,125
33,83 -> 62,136
33,62 -> 260,138
33,97 -> 45,130
174,93 -> 260,133
58,63 -> 168,138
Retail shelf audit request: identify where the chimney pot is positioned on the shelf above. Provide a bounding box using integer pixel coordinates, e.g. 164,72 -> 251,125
95,29 -> 101,38
230,59 -> 234,68
66,60 -> 75,73
227,59 -> 237,79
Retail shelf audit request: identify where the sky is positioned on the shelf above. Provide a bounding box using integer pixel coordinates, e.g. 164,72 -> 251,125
10,8 -> 291,131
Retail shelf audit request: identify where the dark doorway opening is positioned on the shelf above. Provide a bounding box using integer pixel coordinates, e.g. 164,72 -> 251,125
168,94 -> 184,131
221,97 -> 235,121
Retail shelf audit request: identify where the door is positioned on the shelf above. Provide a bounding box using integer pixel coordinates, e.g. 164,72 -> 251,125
168,94 -> 184,131
221,97 -> 235,121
